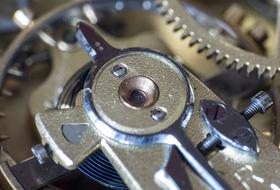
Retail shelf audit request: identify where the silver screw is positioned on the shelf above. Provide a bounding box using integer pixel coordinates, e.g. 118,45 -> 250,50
197,134 -> 221,155
241,91 -> 273,120
31,144 -> 49,164
112,64 -> 127,78
151,108 -> 166,121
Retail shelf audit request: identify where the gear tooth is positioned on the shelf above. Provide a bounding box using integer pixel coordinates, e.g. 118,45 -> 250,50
179,25 -> 188,39
225,57 -> 235,67
235,60 -> 245,70
206,49 -> 220,60
189,38 -> 202,47
246,63 -> 255,73
216,55 -> 228,64
197,44 -> 210,53
181,30 -> 194,40
216,53 -> 225,63
257,65 -> 266,77
155,0 -> 168,15
189,37 -> 198,47
268,68 -> 277,78
188,31 -> 194,36
165,9 -> 176,24
173,19 -> 183,32
180,29 -> 189,39
166,15 -> 175,24
232,59 -> 242,70
205,49 -> 214,59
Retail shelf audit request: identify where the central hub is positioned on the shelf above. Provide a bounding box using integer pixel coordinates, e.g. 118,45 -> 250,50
89,49 -> 191,135
119,76 -> 159,109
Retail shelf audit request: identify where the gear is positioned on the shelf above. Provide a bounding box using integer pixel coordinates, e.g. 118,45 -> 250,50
155,0 -> 280,78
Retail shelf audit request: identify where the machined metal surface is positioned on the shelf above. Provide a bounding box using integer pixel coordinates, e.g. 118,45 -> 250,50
198,100 -> 258,156
32,21 -> 280,190
35,22 -> 230,190
0,0 -> 280,190
91,51 -> 188,135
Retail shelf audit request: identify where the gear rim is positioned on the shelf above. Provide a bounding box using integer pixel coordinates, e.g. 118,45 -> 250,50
155,0 -> 280,78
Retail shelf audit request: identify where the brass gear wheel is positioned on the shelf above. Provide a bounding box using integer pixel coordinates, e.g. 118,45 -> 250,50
155,0 -> 280,78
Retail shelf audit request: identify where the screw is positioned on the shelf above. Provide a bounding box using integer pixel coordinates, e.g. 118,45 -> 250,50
112,64 -> 127,78
197,134 -> 221,155
151,108 -> 166,121
241,91 -> 273,120
31,144 -> 49,164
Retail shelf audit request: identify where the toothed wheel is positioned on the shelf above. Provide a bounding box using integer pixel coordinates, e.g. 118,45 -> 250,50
155,0 -> 280,78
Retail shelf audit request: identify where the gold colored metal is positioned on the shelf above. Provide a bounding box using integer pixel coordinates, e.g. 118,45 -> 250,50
35,69 -> 280,190
119,76 -> 159,109
92,51 -> 187,135
155,0 -> 280,77
3,1 -> 279,189
30,31 -> 170,115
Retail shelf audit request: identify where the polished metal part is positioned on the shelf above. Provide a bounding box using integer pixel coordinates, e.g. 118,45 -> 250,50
35,21 -> 231,190
1,1 -> 280,189
198,100 -> 258,156
241,91 -> 274,120
77,22 -> 229,189
31,144 -> 50,165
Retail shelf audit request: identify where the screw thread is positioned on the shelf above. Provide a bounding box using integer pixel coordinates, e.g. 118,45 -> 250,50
197,134 -> 221,155
241,101 -> 262,120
